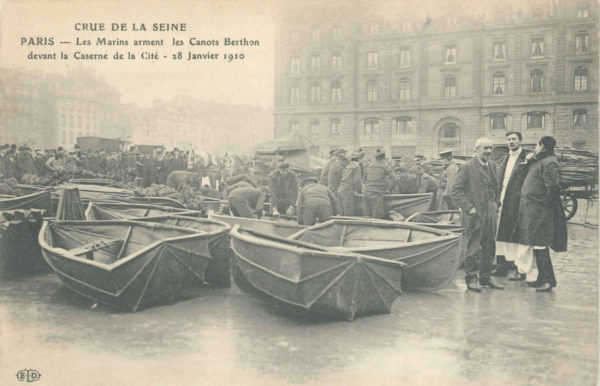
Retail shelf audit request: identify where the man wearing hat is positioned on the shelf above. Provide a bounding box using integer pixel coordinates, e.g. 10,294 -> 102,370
439,149 -> 459,209
319,147 -> 338,185
337,150 -> 363,216
363,148 -> 393,219
296,176 -> 339,225
269,161 -> 299,215
391,162 -> 418,194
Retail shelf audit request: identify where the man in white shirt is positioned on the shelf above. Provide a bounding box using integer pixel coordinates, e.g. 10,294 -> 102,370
496,131 -> 534,281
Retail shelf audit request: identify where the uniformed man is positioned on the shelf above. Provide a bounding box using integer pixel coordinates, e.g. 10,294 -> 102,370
337,150 -> 363,216
228,185 -> 266,219
319,147 -> 338,186
439,149 -> 459,210
363,148 -> 392,219
413,164 -> 439,210
391,163 -> 418,194
296,177 -> 339,225
269,162 -> 299,215
328,148 -> 349,197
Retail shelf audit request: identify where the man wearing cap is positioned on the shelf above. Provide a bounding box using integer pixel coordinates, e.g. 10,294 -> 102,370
337,150 -> 363,216
439,149 -> 459,210
363,148 -> 393,219
269,161 -> 299,215
391,163 -> 418,194
452,137 -> 503,292
319,147 -> 338,186
228,184 -> 266,219
328,148 -> 349,199
296,177 -> 339,225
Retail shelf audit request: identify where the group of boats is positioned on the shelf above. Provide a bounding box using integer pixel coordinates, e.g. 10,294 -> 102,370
1,181 -> 465,321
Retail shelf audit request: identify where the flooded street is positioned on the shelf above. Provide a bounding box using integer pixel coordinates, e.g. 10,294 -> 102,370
0,220 -> 597,386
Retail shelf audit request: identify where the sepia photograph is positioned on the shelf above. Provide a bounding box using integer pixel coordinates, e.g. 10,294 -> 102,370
0,0 -> 598,384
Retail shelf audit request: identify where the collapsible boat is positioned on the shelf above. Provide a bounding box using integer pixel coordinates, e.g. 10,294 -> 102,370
0,190 -> 52,212
290,218 -> 462,291
230,226 -> 405,321
85,202 -> 198,220
39,220 -> 219,311
208,213 -> 304,237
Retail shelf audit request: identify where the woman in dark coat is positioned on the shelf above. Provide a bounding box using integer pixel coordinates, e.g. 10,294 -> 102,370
517,136 -> 567,292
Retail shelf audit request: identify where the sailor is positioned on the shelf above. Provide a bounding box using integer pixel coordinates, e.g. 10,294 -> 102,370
269,161 -> 299,215
413,164 -> 439,210
319,147 -> 338,186
227,184 -> 266,219
296,176 -> 339,226
337,150 -> 363,216
439,149 -> 459,210
362,148 -> 392,219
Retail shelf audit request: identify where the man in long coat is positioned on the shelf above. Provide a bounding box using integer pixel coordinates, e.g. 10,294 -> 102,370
516,136 -> 567,292
363,149 -> 392,219
439,149 -> 459,209
495,131 -> 533,280
269,162 -> 298,215
319,147 -> 338,186
451,137 -> 504,292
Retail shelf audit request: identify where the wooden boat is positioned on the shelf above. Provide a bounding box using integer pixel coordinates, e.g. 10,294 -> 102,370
85,202 -> 199,220
136,215 -> 232,287
0,190 -> 52,212
405,210 -> 463,233
39,220 -> 219,312
209,213 -> 304,237
230,226 -> 405,321
290,218 -> 462,291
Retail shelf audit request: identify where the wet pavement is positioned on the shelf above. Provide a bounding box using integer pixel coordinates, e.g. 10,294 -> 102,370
0,219 -> 597,386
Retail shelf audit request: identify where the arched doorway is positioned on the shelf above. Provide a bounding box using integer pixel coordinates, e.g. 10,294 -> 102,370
434,118 -> 463,155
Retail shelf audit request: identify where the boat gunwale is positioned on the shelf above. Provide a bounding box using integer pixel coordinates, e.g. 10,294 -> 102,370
136,214 -> 231,236
39,219 -> 214,272
85,201 -> 202,219
289,217 -> 461,253
230,225 -> 407,269
405,210 -> 462,222
209,213 -> 304,231
0,189 -> 52,204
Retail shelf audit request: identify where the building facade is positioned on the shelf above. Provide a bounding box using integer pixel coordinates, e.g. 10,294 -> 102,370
274,0 -> 598,158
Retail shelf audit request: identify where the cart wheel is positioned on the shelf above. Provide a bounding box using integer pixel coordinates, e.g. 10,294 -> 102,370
561,193 -> 577,220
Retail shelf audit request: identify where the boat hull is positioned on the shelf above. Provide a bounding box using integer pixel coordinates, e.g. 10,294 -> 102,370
230,227 -> 404,321
0,190 -> 52,213
39,220 -> 218,311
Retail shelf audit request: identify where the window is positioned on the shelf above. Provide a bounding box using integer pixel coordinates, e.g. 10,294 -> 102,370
369,24 -> 380,34
399,49 -> 411,66
441,123 -> 457,138
331,81 -> 342,103
331,54 -> 342,70
290,87 -> 300,105
445,46 -> 457,64
574,67 -> 588,91
367,52 -> 378,69
493,42 -> 506,60
530,69 -> 544,92
367,80 -> 378,102
577,4 -> 590,18
492,72 -> 506,95
392,117 -> 413,136
310,84 -> 321,103
330,119 -> 342,135
362,119 -> 381,140
575,32 -> 589,54
490,113 -> 508,130
290,57 -> 300,74
332,26 -> 342,40
311,55 -> 320,72
531,38 -> 544,57
573,110 -> 587,129
289,121 -> 299,134
310,120 -> 320,140
527,112 -> 545,129
444,76 -> 457,97
399,78 -> 411,100
312,29 -> 320,42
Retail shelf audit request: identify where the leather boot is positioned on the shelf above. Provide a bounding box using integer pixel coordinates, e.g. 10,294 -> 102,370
465,274 -> 481,292
480,277 -> 505,290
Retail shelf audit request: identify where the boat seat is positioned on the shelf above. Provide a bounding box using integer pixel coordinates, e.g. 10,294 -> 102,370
70,238 -> 124,262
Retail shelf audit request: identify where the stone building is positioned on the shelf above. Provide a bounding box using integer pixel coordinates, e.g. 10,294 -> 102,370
274,0 -> 598,158
0,67 -> 129,149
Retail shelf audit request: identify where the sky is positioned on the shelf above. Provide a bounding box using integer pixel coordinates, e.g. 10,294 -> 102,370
0,0 -> 539,109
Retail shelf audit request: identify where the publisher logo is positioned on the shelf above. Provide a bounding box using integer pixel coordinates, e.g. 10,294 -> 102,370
16,369 -> 41,383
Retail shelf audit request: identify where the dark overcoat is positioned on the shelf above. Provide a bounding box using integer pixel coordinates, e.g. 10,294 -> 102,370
517,152 -> 567,251
496,149 -> 531,242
